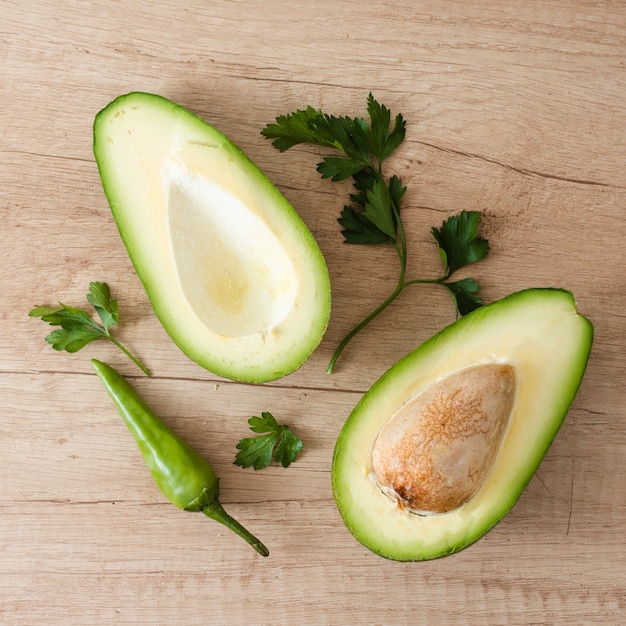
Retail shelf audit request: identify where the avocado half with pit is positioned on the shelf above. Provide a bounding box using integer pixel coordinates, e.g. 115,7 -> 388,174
93,93 -> 330,383
332,288 -> 593,560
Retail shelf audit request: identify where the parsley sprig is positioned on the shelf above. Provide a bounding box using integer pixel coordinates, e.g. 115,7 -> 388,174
262,94 -> 489,373
29,281 -> 151,376
234,412 -> 303,470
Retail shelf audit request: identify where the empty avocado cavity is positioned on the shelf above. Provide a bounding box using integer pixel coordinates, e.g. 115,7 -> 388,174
168,174 -> 298,338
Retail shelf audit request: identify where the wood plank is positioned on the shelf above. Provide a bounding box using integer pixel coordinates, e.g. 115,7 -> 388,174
1,0 -> 625,623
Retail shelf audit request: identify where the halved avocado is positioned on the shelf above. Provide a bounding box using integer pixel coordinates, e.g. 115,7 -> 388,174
332,288 -> 593,560
93,93 -> 330,383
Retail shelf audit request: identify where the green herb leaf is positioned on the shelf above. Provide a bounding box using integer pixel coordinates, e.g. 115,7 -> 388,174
348,169 -> 374,209
326,115 -> 371,162
444,277 -> 484,316
29,282 -> 151,376
367,93 -> 406,162
262,95 -> 405,175
317,155 -> 366,181
338,206 -> 391,244
261,106 -> 339,152
338,170 -> 403,245
382,113 -> 407,161
29,303 -> 106,352
362,178 -> 397,241
431,211 -> 490,276
85,281 -> 118,332
234,412 -> 303,470
367,93 -> 391,162
44,325 -> 104,353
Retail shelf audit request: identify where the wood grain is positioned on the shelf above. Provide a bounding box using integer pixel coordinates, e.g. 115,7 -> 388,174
1,1 -> 625,624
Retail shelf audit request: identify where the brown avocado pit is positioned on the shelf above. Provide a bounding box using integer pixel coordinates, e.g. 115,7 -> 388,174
370,364 -> 516,514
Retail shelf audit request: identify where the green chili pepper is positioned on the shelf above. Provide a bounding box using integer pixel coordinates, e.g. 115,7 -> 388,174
91,359 -> 269,557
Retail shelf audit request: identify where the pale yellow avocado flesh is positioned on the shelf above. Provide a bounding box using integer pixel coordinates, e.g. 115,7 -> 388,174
93,93 -> 331,382
332,289 -> 593,561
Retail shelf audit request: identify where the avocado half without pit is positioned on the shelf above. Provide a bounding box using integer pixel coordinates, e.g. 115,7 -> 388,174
332,288 -> 593,561
93,92 -> 331,383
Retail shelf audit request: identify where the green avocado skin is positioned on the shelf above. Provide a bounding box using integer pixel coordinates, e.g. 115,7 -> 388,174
332,288 -> 594,561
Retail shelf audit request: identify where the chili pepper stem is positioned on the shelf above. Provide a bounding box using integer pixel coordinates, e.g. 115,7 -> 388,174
202,500 -> 269,557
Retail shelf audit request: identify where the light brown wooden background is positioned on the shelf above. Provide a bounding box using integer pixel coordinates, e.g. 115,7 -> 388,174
2,1 -> 625,624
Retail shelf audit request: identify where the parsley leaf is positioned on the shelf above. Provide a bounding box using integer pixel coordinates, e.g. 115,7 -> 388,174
429,211 -> 490,315
432,211 -> 490,277
86,281 -> 119,332
317,155 -> 366,181
234,412 -> 303,470
263,95 -> 490,372
261,106 -> 340,152
338,205 -> 391,245
362,178 -> 398,242
367,94 -> 407,162
443,277 -> 484,316
29,281 -> 151,376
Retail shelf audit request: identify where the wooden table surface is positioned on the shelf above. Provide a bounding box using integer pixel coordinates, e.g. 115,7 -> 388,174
2,2 -> 625,624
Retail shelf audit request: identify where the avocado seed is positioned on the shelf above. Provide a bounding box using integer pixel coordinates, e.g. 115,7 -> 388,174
371,364 -> 516,514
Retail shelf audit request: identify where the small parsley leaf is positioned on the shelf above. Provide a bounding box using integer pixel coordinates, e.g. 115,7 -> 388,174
388,174 -> 407,208
29,302 -> 106,352
86,281 -> 119,332
443,277 -> 484,316
234,412 -> 303,470
46,326 -> 102,352
431,211 -> 490,277
261,106 -> 339,152
29,281 -> 151,376
367,94 -> 392,161
338,205 -> 391,245
367,94 -> 406,163
363,178 -> 397,242
317,155 -> 366,181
